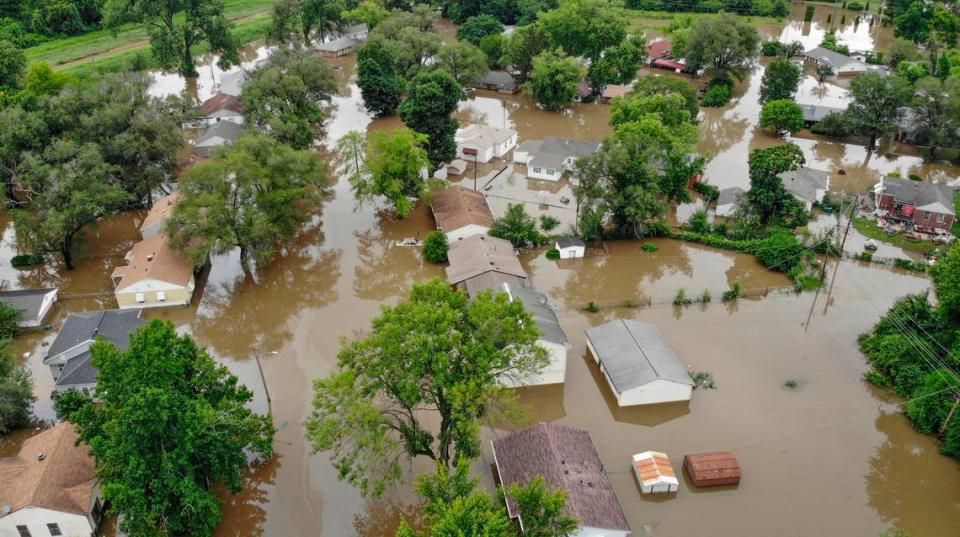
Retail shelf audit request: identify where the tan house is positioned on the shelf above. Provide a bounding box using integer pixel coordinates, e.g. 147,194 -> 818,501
0,423 -> 105,537
111,233 -> 196,309
445,234 -> 527,296
431,185 -> 496,242
139,191 -> 180,238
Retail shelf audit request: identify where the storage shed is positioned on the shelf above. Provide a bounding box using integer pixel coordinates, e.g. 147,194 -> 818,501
585,319 -> 694,406
632,451 -> 679,494
555,236 -> 585,259
683,452 -> 741,487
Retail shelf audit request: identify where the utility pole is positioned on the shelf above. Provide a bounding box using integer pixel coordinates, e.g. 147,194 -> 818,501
941,396 -> 960,437
823,193 -> 859,314
251,347 -> 273,416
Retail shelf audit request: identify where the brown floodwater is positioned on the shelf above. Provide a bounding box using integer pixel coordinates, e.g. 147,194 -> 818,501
3,7 -> 960,537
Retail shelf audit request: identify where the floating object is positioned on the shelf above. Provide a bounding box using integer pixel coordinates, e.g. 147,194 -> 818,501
395,238 -> 421,247
683,452 -> 742,487
864,239 -> 878,251
632,451 -> 679,494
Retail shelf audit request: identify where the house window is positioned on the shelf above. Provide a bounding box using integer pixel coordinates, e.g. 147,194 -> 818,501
81,386 -> 91,396
135,292 -> 145,303
937,213 -> 946,224
157,291 -> 167,302
16,526 -> 30,537
924,211 -> 931,221
533,167 -> 541,174
545,169 -> 554,175
47,524 -> 62,536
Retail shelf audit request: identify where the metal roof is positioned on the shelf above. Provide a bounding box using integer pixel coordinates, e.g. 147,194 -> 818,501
318,35 -> 358,52
585,319 -> 693,393
475,70 -> 517,91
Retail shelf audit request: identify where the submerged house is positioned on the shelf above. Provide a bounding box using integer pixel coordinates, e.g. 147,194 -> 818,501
431,185 -> 495,242
797,103 -> 847,125
0,423 -> 105,537
585,319 -> 694,406
475,71 -> 519,94
715,186 -> 745,218
455,124 -> 518,163
513,137 -> 601,181
501,283 -> 569,386
683,452 -> 742,487
111,233 -> 196,309
873,175 -> 956,231
555,236 -> 586,259
194,120 -> 243,158
197,92 -> 244,127
43,309 -> 146,395
491,423 -> 631,537
779,167 -> 830,211
632,451 -> 679,494
0,288 -> 58,328
139,191 -> 180,238
445,234 -> 527,297
317,35 -> 359,57
802,47 -> 876,78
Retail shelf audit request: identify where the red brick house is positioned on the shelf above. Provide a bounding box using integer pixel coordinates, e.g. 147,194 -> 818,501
873,176 -> 956,231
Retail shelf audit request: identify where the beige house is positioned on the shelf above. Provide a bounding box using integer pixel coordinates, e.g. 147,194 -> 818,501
139,191 -> 180,238
111,234 -> 196,309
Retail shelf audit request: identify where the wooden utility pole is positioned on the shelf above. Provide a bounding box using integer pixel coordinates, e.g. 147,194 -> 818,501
940,396 -> 960,437
823,194 -> 859,314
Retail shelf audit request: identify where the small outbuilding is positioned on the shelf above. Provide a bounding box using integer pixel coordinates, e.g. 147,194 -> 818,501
0,288 -> 58,328
715,186 -> 745,218
555,236 -> 585,259
585,319 -> 694,406
447,159 -> 468,176
317,35 -> 358,57
683,452 -> 742,487
632,451 -> 679,494
455,124 -> 518,163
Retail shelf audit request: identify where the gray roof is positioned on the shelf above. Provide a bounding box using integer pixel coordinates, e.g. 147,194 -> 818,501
585,319 -> 693,393
196,120 -> 244,146
217,70 -> 247,96
780,167 -> 829,204
717,186 -> 745,206
804,46 -> 856,68
318,35 -> 358,52
878,176 -> 955,215
0,288 -> 57,323
798,103 -> 846,123
525,137 -> 601,169
475,70 -> 517,91
46,310 -> 146,364
506,284 -> 568,346
340,23 -> 368,36
55,353 -> 97,388
556,236 -> 585,249
492,423 -> 630,532
464,271 -> 529,300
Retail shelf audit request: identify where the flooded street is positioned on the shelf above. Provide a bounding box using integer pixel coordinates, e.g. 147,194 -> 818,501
2,4 -> 960,536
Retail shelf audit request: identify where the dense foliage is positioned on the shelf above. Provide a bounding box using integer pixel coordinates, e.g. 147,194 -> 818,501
848,72 -> 912,150
357,39 -> 404,116
760,99 -> 804,134
745,143 -> 808,227
525,49 -> 586,111
456,14 -> 503,45
422,230 -> 449,263
490,203 -> 545,246
342,128 -> 433,218
399,70 -> 462,166
759,58 -> 800,103
681,13 -> 759,80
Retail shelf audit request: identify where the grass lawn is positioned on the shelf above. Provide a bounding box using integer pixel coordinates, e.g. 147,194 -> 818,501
25,0 -> 277,68
852,216 -> 939,255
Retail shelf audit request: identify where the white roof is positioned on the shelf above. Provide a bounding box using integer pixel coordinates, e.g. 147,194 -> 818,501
456,124 -> 517,151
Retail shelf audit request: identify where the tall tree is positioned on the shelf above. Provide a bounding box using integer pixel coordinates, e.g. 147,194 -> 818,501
745,143 -> 807,225
241,47 -> 337,150
760,99 -> 804,135
103,0 -> 239,77
500,23 -> 548,83
909,75 -> 960,161
537,0 -> 628,61
305,279 -> 547,496
435,42 -> 489,87
58,320 -> 275,537
357,39 -> 404,116
586,36 -> 646,92
0,39 -> 25,92
399,70 -> 462,166
848,72 -> 911,150
490,203 -> 544,246
0,367 -> 34,434
456,14 -> 503,46
759,58 -> 801,103
629,75 -> 699,119
525,49 -> 585,111
681,12 -> 759,80
346,128 -> 432,218
894,2 -> 932,44
165,132 -> 327,270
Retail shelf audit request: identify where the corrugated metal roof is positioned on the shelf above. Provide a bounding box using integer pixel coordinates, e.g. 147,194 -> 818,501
585,319 -> 693,393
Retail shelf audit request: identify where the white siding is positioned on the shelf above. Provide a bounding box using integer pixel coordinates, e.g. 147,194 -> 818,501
527,167 -> 561,181
513,150 -> 533,164
557,244 -> 585,259
445,224 -> 491,243
503,340 -> 566,386
715,202 -> 738,218
0,507 -> 94,537
619,380 -> 693,406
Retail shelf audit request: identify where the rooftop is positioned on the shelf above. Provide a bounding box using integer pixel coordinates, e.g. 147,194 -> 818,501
475,70 -> 517,91
199,92 -> 243,116
717,186 -> 746,206
601,83 -> 633,100
139,191 -> 180,234
445,234 -> 526,285
111,233 -> 194,291
877,176 -> 955,215
431,185 -> 495,233
633,450 -> 678,488
797,103 -> 847,123
46,309 -> 145,362
584,319 -> 693,393
492,422 -> 630,532
456,124 -> 518,152
318,35 -> 358,52
804,46 -> 856,67
647,39 -> 671,58
196,120 -> 244,146
505,284 -> 568,346
519,137 -> 601,169
779,167 -> 830,204
0,288 -> 57,322
556,236 -> 586,249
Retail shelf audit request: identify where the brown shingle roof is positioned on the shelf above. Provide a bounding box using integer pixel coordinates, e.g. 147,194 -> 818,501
112,233 -> 194,290
445,235 -> 526,285
139,191 -> 180,234
431,185 -> 495,234
0,423 -> 96,517
683,452 -> 741,487
492,422 -> 630,532
199,92 -> 243,116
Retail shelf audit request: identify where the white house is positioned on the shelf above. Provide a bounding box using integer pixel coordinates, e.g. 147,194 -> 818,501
555,236 -> 586,259
501,284 -> 569,386
632,451 -> 680,494
779,167 -> 830,212
585,319 -> 694,406
492,423 -> 631,537
431,185 -> 495,243
455,124 -> 518,163
194,92 -> 244,128
514,137 -> 601,181
715,186 -> 745,218
0,288 -> 58,328
0,423 -> 105,537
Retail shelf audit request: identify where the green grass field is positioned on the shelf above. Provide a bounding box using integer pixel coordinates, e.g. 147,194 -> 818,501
852,217 -> 939,254
25,0 -> 277,69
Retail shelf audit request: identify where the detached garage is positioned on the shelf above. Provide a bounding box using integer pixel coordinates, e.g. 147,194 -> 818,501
585,319 -> 694,406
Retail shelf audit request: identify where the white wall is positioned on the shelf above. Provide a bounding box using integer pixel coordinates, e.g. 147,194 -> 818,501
527,166 -> 561,181
0,507 -> 93,537
514,150 -> 533,164
445,224 -> 491,243
557,245 -> 585,259
20,291 -> 58,328
457,145 -> 495,163
506,340 -> 566,386
716,203 -> 737,218
619,380 -> 693,406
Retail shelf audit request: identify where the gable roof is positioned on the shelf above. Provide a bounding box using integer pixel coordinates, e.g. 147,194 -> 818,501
46,309 -> 145,363
492,422 -> 630,532
341,23 -> 368,36
0,288 -> 57,322
431,185 -> 495,233
112,233 -> 194,291
445,234 -> 526,285
647,39 -> 671,59
196,120 -> 243,147
523,137 -> 601,169
717,186 -> 745,207
878,176 -> 956,215
504,284 -> 568,346
476,70 -> 517,91
585,319 -> 693,393
456,124 -> 517,151
804,46 -> 856,68
463,271 -> 528,300
779,167 -> 830,204
318,35 -> 358,52
0,423 -> 96,517
556,236 -> 585,249
601,83 -> 633,100
140,191 -> 180,234
199,92 -> 243,116
798,103 -> 846,123
633,450 -> 678,489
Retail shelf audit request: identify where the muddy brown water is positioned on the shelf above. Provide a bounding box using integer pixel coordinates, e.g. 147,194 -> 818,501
2,7 -> 960,536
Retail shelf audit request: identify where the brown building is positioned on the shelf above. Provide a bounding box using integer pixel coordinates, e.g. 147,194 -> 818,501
444,234 -> 527,296
431,185 -> 495,242
873,175 -> 956,231
683,452 -> 742,487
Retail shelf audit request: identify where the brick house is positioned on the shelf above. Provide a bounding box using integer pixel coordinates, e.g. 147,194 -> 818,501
873,176 -> 956,231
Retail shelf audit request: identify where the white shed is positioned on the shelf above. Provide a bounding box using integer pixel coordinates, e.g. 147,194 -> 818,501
585,319 -> 694,406
555,236 -> 586,259
632,451 -> 679,494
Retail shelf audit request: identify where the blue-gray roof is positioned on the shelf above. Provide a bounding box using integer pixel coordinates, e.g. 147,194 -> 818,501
46,310 -> 146,363
0,288 -> 57,323
585,319 -> 692,393
507,285 -> 568,346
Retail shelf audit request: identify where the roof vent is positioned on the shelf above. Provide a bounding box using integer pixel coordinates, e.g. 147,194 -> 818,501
37,452 -> 46,461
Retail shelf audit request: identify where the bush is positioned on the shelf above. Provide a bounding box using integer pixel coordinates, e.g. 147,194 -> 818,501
722,281 -> 743,301
701,83 -> 731,107
810,112 -> 855,139
11,254 -> 42,267
894,258 -> 928,272
490,203 -> 545,246
754,230 -> 805,273
688,209 -> 710,234
847,1 -> 864,10
0,303 -> 21,340
700,289 -> 712,303
761,40 -> 783,56
693,182 -> 720,201
545,248 -> 561,260
422,231 -> 449,263
856,251 -> 874,262
539,214 -> 560,232
641,243 -> 658,252
585,301 -> 599,313
864,370 -> 888,387
673,288 -> 692,306
691,371 -> 716,389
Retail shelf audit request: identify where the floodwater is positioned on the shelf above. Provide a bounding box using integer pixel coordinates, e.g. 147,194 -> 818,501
2,6 -> 960,537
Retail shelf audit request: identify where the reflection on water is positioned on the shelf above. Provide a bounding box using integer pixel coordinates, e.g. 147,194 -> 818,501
779,4 -> 889,53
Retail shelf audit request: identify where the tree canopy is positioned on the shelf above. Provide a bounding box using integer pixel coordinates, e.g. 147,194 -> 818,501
399,70 -> 462,166
681,12 -> 759,79
357,39 -> 404,117
456,14 -> 503,46
759,58 -> 801,103
848,72 -> 911,150
760,99 -> 804,135
57,320 -> 275,537
490,203 -> 545,246
537,0 -> 628,61
525,49 -> 585,111
500,23 -> 549,83
342,128 -> 433,218
629,75 -> 700,119
745,143 -> 808,226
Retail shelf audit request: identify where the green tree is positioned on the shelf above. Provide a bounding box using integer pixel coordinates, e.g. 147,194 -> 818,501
422,230 -> 449,263
610,92 -> 696,130
435,42 -> 489,87
0,368 -> 34,434
304,279 -> 547,496
629,75 -> 700,119
815,62 -> 834,82
537,0 -> 628,61
14,141 -> 131,270
525,49 -> 585,111
586,36 -> 646,91
399,70 -> 462,166
886,37 -> 921,66
357,39 -> 403,117
490,203 -> 544,246
165,132 -> 327,270
848,72 -> 911,150
348,128 -> 432,218
894,2 -> 931,44
506,475 -> 579,537
58,320 -> 275,537
241,47 -> 337,150
103,0 -> 239,77
681,12 -> 759,79
760,58 -> 801,103
500,23 -> 548,83
479,33 -> 505,69
745,143 -> 806,225
909,76 -> 960,160
342,0 -> 391,29
932,241 -> 960,321
760,99 -> 804,134
0,38 -> 25,90
0,302 -> 21,340
456,14 -> 502,45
